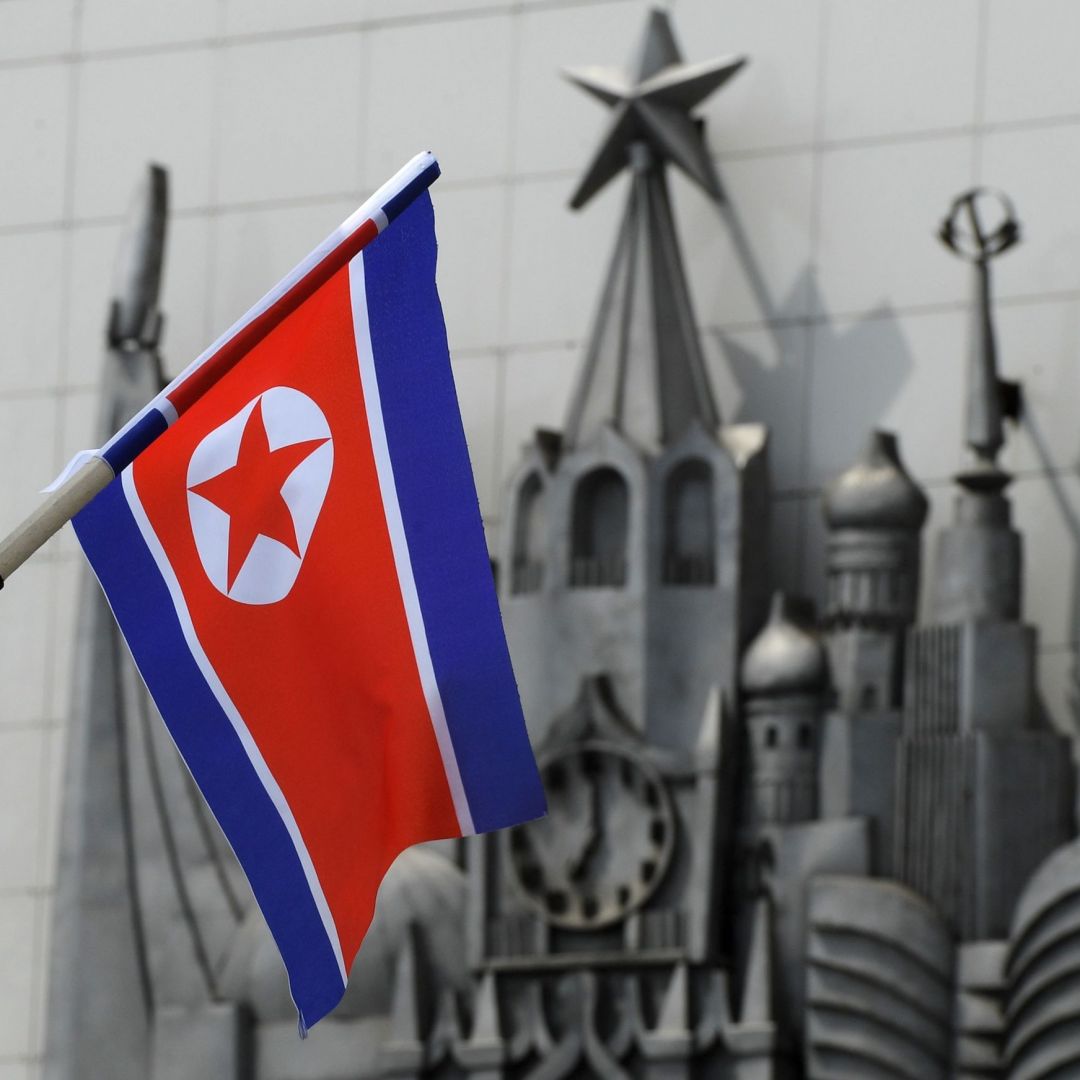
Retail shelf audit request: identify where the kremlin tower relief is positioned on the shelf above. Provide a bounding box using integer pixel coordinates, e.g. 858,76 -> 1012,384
496,7 -> 768,762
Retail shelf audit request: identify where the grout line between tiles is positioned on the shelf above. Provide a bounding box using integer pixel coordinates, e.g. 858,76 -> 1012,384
487,2 -> 527,535
0,0 -> 646,71
795,0 -> 831,601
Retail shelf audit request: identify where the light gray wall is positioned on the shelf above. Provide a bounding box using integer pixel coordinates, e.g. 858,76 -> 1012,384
1,0 -> 1079,1076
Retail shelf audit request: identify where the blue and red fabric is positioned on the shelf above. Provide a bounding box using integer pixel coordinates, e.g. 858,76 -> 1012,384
70,154 -> 545,1032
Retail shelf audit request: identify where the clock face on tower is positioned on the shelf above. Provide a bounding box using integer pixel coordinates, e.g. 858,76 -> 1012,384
507,740 -> 675,930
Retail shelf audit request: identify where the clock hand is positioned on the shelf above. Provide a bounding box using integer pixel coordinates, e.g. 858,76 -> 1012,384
567,827 -> 600,882
567,768 -> 603,882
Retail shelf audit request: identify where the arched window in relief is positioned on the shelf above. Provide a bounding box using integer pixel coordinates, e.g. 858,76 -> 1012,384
663,458 -> 715,585
570,467 -> 629,588
511,472 -> 546,594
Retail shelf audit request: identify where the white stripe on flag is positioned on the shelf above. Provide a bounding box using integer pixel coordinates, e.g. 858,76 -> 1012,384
347,254 -> 476,837
119,467 -> 349,987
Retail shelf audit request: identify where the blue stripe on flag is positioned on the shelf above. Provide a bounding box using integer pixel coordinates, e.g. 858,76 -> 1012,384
362,192 -> 545,835
72,477 -> 345,1028
381,158 -> 441,226
102,409 -> 169,474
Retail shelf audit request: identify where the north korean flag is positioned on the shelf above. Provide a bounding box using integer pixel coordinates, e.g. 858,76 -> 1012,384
71,158 -> 545,1032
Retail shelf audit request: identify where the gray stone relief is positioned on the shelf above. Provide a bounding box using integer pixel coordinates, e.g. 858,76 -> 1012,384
45,8 -> 1080,1079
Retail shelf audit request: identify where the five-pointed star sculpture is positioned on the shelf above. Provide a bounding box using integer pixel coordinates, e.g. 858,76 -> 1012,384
189,400 -> 328,591
564,9 -> 746,209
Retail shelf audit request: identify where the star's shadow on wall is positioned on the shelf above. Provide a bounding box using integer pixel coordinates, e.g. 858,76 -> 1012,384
696,190 -> 916,608
712,270 -> 914,476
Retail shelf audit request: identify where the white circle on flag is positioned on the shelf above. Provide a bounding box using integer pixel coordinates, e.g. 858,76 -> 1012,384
186,386 -> 334,605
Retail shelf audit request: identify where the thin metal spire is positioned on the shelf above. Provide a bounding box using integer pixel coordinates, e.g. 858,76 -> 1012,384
938,188 -> 1021,484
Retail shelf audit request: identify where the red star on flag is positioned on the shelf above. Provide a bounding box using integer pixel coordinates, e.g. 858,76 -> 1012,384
190,399 -> 328,590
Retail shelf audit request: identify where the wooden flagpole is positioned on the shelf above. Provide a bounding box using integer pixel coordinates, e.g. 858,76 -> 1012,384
0,457 -> 115,585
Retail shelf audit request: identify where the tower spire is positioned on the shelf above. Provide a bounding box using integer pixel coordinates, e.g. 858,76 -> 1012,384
929,189 -> 1024,624
108,163 -> 168,352
938,188 -> 1020,488
561,9 -> 745,452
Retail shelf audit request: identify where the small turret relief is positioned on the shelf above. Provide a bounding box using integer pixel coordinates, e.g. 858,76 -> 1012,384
742,593 -> 828,827
822,429 -> 928,714
823,429 -> 928,631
